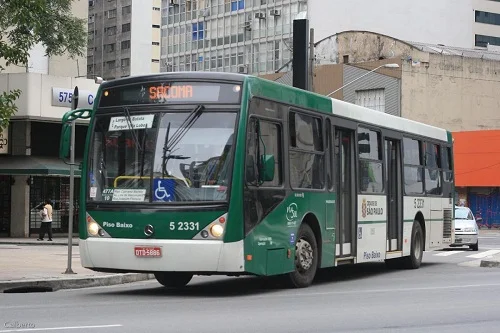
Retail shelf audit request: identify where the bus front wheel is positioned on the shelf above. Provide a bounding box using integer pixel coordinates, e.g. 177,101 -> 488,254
286,223 -> 319,288
154,272 -> 193,288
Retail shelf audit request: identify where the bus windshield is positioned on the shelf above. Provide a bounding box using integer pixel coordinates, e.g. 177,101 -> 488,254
87,110 -> 237,203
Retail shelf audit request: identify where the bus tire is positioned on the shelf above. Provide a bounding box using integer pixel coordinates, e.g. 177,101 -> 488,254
154,272 -> 193,288
286,223 -> 319,288
403,221 -> 424,269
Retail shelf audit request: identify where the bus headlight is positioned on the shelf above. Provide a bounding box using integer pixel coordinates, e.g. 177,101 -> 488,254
210,224 -> 224,238
88,221 -> 100,236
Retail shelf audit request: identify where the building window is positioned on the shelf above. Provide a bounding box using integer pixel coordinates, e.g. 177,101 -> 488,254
105,43 -> 115,52
106,60 -> 116,70
230,0 -> 245,11
152,42 -> 160,46
122,5 -> 131,15
355,89 -> 385,113
192,22 -> 204,41
475,10 -> 500,26
122,23 -> 131,32
106,9 -> 117,19
104,26 -> 117,36
153,7 -> 160,11
152,59 -> 160,63
121,40 -> 130,50
121,58 -> 130,67
152,24 -> 160,28
475,34 -> 500,47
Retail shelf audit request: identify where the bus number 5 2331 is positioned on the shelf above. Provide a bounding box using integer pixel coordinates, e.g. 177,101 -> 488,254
169,222 -> 200,231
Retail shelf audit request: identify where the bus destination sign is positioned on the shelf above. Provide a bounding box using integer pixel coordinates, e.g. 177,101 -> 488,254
99,81 -> 242,107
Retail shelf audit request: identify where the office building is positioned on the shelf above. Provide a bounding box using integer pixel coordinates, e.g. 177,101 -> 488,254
87,0 -> 162,80
160,0 -> 307,75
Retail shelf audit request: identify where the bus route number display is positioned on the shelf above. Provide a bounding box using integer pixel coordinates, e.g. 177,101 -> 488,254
99,81 -> 241,107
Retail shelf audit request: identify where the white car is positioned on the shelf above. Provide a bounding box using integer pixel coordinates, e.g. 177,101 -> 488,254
451,206 -> 479,251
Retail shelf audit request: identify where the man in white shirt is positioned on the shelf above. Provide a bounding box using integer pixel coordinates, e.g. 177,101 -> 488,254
37,199 -> 53,241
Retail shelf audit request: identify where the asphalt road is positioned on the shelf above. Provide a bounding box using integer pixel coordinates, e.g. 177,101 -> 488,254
2,234 -> 500,333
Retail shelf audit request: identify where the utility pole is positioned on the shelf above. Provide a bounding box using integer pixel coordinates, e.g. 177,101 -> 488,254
64,86 -> 78,275
309,28 -> 315,92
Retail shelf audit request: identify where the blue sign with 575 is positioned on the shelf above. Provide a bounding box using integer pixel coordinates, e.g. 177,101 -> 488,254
51,87 -> 95,109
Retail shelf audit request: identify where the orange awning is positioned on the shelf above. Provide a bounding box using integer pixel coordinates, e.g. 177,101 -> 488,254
453,130 -> 500,187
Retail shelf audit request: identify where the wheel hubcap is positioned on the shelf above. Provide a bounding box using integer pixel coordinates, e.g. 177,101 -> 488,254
296,238 -> 314,271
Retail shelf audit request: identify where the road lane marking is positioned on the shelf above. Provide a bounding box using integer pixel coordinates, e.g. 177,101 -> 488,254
467,249 -> 500,259
0,324 -> 122,332
434,251 -> 465,256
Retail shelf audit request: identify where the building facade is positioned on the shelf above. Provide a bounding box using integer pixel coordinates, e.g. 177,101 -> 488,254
0,73 -> 99,238
87,0 -> 161,80
309,0 -> 500,50
160,0 -> 307,75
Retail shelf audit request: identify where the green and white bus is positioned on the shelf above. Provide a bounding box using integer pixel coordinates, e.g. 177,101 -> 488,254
60,72 -> 455,288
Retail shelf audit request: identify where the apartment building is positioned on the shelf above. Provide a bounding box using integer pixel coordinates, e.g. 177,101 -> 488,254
160,0 -> 307,75
87,0 -> 162,80
473,0 -> 500,47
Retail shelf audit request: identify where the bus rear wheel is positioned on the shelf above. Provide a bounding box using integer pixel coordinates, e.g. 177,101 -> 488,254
403,221 -> 424,269
154,272 -> 193,288
286,223 -> 318,288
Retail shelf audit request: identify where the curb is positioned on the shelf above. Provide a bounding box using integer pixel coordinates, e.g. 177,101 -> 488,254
480,260 -> 500,268
0,241 -> 79,246
0,273 -> 155,293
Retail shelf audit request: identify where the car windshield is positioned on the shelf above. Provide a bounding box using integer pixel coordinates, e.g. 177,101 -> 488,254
87,110 -> 237,203
455,208 -> 472,220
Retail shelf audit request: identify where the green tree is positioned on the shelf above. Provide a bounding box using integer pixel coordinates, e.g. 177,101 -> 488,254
0,0 -> 87,130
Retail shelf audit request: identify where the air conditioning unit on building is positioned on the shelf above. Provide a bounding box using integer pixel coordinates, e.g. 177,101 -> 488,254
255,12 -> 266,19
270,9 -> 281,16
238,65 -> 248,74
169,0 -> 179,6
89,0 -> 95,7
243,21 -> 252,31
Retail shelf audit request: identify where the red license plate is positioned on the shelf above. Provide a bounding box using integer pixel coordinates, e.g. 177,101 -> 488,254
134,246 -> 162,257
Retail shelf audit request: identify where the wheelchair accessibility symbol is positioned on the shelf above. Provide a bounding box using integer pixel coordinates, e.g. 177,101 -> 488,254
153,179 -> 175,202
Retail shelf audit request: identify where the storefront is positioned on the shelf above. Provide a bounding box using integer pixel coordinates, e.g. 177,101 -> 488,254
453,130 -> 500,229
0,72 -> 98,237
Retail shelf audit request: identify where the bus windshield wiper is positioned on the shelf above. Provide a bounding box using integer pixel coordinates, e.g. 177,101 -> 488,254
123,106 -> 143,153
161,104 -> 204,177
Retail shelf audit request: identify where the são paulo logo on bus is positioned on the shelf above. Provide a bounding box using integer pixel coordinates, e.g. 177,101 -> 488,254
361,198 -> 384,218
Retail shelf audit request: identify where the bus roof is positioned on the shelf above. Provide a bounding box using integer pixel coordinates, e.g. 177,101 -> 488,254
330,98 -> 449,142
246,75 -> 450,143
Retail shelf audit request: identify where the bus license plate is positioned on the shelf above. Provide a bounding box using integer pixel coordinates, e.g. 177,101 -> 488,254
134,246 -> 162,258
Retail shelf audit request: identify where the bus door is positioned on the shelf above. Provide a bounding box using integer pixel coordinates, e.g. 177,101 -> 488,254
385,138 -> 403,252
335,128 -> 356,258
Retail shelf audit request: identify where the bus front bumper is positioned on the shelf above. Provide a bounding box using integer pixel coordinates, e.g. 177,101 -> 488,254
79,238 -> 245,273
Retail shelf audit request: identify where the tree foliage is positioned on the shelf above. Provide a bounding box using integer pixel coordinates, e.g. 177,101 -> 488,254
0,0 -> 87,130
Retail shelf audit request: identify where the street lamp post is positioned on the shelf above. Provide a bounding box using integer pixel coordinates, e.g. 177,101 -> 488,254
326,63 -> 400,97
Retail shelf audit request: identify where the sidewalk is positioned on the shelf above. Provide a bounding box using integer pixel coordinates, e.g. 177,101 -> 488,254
0,237 -> 154,293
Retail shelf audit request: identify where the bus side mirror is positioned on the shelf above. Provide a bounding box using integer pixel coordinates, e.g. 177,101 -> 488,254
260,154 -> 275,182
59,123 -> 71,159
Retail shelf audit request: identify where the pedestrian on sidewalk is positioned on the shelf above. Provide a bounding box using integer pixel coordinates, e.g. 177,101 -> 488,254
37,199 -> 53,241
